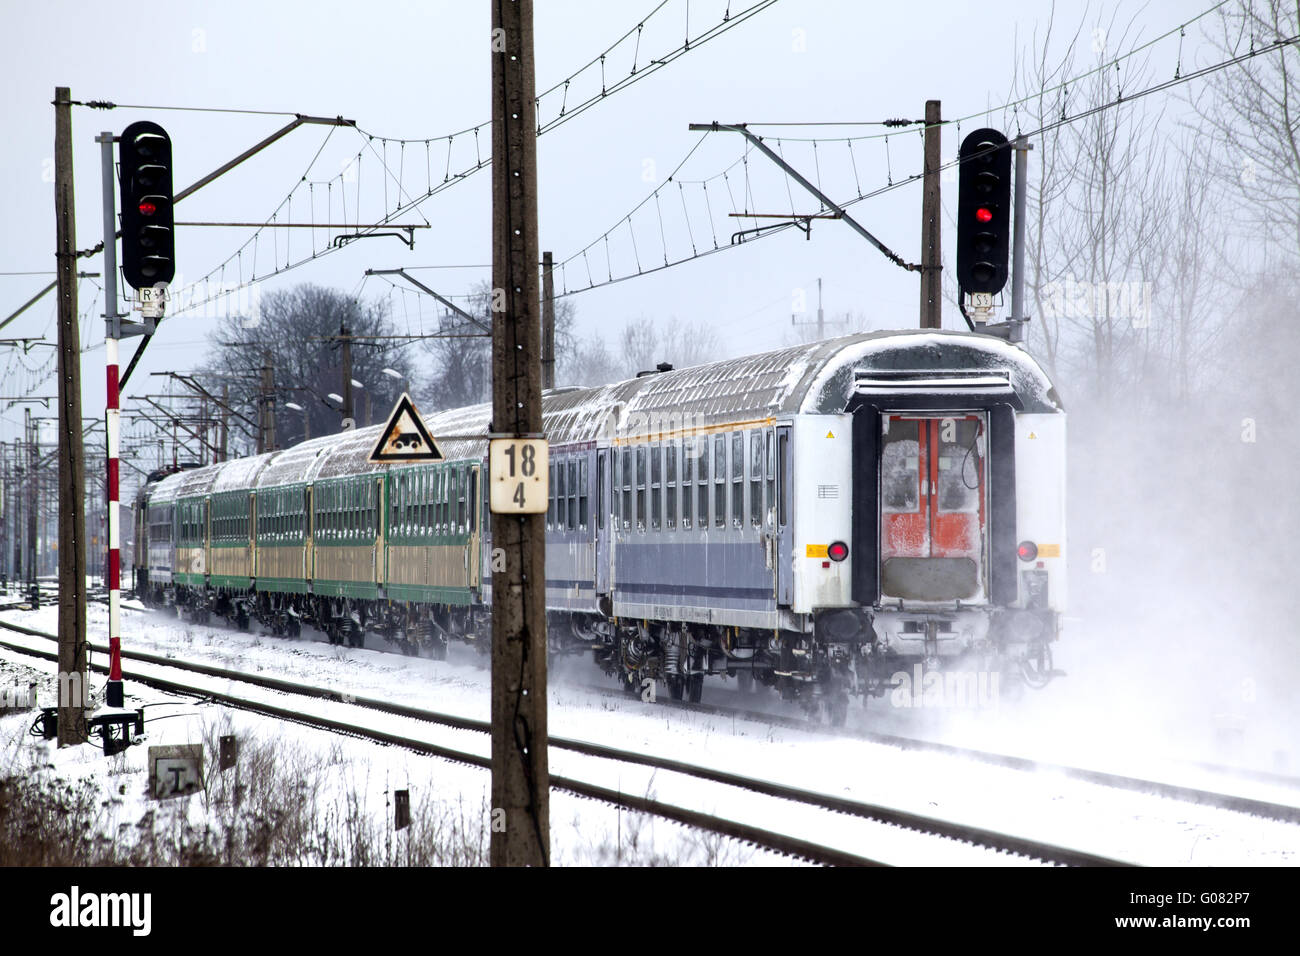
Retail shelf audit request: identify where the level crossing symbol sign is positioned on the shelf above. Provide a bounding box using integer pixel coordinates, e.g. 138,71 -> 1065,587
368,393 -> 444,463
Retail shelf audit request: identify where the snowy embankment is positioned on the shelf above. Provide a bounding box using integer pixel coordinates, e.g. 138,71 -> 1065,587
1,601 -> 1298,865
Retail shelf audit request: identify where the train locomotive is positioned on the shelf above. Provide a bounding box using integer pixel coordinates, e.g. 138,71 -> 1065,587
132,329 -> 1066,723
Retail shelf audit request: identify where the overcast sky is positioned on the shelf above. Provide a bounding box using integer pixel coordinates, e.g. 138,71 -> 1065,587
1,0 -> 1209,449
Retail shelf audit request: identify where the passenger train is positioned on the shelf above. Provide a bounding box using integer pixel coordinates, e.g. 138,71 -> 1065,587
132,330 -> 1067,723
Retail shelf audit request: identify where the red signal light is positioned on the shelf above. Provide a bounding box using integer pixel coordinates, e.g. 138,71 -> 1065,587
827,540 -> 849,562
138,200 -> 158,216
1017,540 -> 1037,562
975,207 -> 993,223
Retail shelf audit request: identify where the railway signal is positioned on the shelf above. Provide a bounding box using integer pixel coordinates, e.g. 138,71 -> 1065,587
118,120 -> 175,291
956,127 -> 1012,296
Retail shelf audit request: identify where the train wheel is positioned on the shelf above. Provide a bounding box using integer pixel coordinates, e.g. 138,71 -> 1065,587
827,693 -> 849,728
686,672 -> 704,704
667,676 -> 684,701
1020,640 -> 1054,690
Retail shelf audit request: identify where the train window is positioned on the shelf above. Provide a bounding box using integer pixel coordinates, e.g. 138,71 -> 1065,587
457,468 -> 467,533
714,435 -> 726,528
431,471 -> 440,535
621,448 -> 633,531
568,459 -> 578,531
469,468 -> 479,533
437,470 -> 446,535
681,440 -> 692,529
697,437 -> 709,528
445,470 -> 454,534
407,474 -> 416,532
596,456 -> 605,531
777,431 -> 789,527
415,473 -> 425,533
579,457 -> 589,530
732,432 -> 744,529
407,476 -> 415,533
612,452 -> 621,527
765,431 -> 776,527
936,418 -> 981,513
665,444 -> 676,530
650,445 -> 661,531
881,419 -> 921,513
420,473 -> 428,533
750,431 -> 763,527
635,446 -> 646,532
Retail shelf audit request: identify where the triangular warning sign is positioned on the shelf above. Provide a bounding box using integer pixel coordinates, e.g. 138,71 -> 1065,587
826,430 -> 835,439
368,393 -> 444,463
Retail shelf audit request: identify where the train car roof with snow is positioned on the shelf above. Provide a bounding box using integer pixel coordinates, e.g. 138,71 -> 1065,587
143,329 -> 1060,496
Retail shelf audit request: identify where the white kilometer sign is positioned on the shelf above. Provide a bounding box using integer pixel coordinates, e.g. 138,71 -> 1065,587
489,438 -> 548,514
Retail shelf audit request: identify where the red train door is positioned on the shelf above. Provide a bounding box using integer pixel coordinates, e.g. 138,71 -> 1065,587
880,414 -> 986,602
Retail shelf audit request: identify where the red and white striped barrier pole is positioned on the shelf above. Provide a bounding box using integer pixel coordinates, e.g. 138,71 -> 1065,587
105,334 -> 123,707
99,130 -> 124,709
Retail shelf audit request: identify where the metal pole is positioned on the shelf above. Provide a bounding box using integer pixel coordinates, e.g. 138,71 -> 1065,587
920,100 -> 943,329
220,384 -> 229,461
25,414 -> 37,607
99,129 -> 126,708
54,85 -> 88,743
491,0 -> 549,868
258,354 -> 274,453
817,277 -> 824,338
12,441 -> 21,592
541,251 -> 555,390
1010,136 -> 1031,344
341,325 -> 353,426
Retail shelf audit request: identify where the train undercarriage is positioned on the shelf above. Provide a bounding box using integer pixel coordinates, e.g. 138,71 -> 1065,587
135,575 -> 1056,727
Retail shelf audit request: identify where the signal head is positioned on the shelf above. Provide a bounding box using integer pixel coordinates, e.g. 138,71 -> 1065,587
956,128 -> 1012,296
118,121 -> 175,290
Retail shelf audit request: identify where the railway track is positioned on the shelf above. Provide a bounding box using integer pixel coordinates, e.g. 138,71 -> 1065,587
581,681 -> 1300,822
0,615 -> 1130,866
19,595 -> 1300,810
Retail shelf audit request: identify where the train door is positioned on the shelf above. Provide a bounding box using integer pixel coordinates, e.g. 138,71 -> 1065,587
776,426 -> 794,605
303,486 -> 313,583
467,465 -> 481,588
595,448 -> 610,593
202,497 -> 211,577
880,413 -> 987,602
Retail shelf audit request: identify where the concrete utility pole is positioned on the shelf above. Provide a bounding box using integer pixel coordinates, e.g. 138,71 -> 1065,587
12,441 -> 21,592
541,251 -> 555,390
490,0 -> 550,868
340,324 -> 354,426
54,86 -> 87,744
24,420 -> 37,606
258,353 -> 275,453
220,384 -> 229,461
919,99 -> 942,330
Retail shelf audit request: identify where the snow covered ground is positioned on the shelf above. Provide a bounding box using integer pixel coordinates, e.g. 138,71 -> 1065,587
2,599 -> 1298,865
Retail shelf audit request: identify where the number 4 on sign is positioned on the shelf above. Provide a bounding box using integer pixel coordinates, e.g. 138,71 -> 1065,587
489,438 -> 549,514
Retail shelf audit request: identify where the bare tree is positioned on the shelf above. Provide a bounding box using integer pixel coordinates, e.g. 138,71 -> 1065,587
197,285 -> 417,453
1194,0 -> 1300,274
418,282 -> 578,410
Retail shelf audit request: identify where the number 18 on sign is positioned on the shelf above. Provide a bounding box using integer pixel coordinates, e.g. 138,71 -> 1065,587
489,438 -> 549,514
